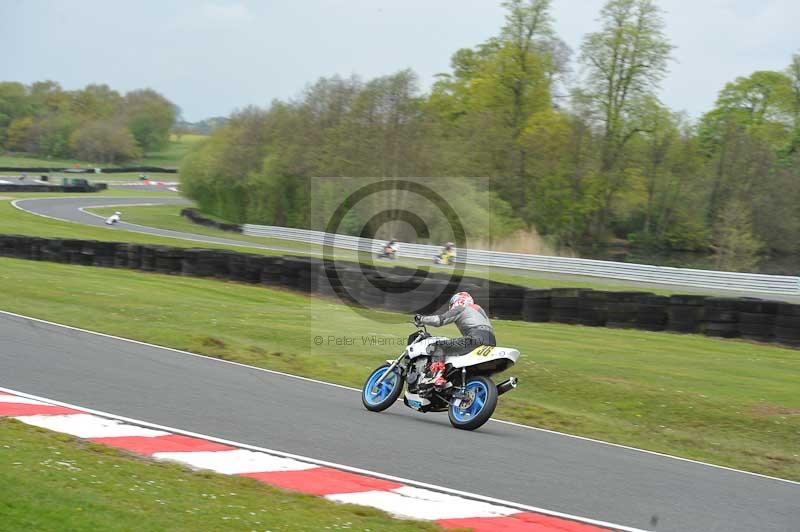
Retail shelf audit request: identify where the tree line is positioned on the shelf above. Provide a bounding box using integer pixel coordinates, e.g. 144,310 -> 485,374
0,81 -> 177,163
181,0 -> 800,270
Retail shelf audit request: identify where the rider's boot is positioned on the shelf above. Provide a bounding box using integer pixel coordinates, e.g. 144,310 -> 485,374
420,361 -> 447,388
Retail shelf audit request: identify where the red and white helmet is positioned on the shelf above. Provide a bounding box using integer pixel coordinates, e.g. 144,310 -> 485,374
449,291 -> 473,309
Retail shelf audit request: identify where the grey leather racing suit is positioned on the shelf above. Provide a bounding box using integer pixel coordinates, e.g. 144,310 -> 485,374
419,304 -> 496,361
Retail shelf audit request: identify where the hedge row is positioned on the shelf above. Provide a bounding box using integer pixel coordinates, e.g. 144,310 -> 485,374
180,208 -> 241,233
1,234 -> 798,349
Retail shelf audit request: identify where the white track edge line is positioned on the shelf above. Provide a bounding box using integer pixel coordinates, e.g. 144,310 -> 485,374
1,308 -> 798,487
11,197 -> 308,255
78,205 -> 302,253
0,384 -> 646,532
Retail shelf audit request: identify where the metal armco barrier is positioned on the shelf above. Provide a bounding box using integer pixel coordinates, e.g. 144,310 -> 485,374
242,224 -> 800,295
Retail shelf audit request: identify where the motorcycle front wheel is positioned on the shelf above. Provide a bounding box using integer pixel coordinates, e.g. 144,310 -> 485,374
362,364 -> 403,412
448,376 -> 498,430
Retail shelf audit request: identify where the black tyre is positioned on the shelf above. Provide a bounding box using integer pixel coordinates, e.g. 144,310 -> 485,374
666,320 -> 701,333
737,323 -> 773,336
705,309 -> 738,322
525,289 -> 551,300
362,364 -> 404,412
523,311 -> 550,322
669,294 -> 707,306
669,306 -> 705,321
775,326 -> 800,340
705,322 -> 739,338
738,312 -> 776,325
551,297 -> 579,309
776,315 -> 800,329
705,297 -> 740,310
448,376 -> 498,431
777,303 -> 800,317
739,299 -> 779,314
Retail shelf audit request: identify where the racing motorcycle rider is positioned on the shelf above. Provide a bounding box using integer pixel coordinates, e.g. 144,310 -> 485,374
414,291 -> 496,389
105,211 -> 121,225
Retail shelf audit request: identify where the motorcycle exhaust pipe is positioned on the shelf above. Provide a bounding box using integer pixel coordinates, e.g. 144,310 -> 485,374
497,377 -> 518,395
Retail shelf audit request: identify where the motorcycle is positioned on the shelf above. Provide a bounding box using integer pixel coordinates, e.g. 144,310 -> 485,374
361,322 -> 519,430
377,246 -> 398,260
105,212 -> 121,225
433,245 -> 456,265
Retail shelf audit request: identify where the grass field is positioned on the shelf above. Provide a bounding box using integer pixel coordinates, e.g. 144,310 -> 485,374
139,134 -> 207,167
0,154 -> 87,167
0,134 -> 206,170
0,419 -> 436,532
1,256 -> 797,481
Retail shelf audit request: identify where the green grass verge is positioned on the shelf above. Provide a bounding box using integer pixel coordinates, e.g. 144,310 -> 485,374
0,154 -> 92,168
1,257 -> 797,481
0,419 -> 438,532
0,134 -> 206,170
139,134 -> 208,167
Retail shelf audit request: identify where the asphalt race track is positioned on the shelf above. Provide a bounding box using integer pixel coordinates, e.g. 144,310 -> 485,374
13,195 -> 800,301
12,196 -> 304,255
0,312 -> 796,532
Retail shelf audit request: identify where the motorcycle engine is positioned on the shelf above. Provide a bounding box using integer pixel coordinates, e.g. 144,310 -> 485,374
406,358 -> 428,392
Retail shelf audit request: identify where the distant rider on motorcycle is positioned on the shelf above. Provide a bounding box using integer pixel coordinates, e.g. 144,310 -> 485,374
434,242 -> 456,265
414,291 -> 496,389
105,211 -> 121,225
379,238 -> 399,259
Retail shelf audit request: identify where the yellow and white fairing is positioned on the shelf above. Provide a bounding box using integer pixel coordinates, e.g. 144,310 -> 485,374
448,345 -> 519,370
403,336 -> 519,375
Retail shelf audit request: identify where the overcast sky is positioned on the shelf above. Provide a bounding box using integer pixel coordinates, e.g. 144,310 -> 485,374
2,0 -> 798,121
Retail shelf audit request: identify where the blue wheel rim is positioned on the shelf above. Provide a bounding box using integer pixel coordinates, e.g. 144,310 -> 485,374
364,367 -> 399,405
450,380 -> 489,422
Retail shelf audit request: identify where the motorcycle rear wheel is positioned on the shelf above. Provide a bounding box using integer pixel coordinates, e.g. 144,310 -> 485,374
448,376 -> 497,431
362,364 -> 403,412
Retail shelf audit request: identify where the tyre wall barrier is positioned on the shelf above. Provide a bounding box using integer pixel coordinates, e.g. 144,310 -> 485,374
180,208 -> 242,233
1,234 -> 798,349
0,166 -> 176,174
0,184 -> 102,193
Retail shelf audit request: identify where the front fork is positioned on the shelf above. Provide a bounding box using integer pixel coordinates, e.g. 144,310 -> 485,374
373,354 -> 405,388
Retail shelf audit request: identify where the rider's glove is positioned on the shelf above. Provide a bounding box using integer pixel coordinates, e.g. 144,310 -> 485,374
413,314 -> 423,326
